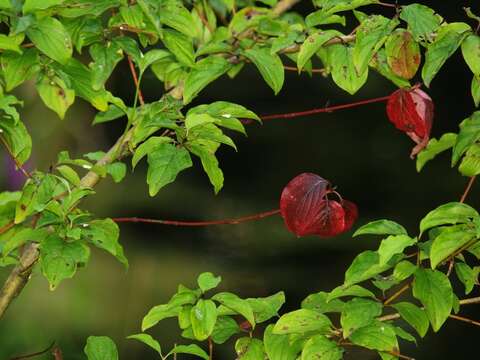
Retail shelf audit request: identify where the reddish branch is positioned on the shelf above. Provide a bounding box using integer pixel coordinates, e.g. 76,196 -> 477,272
127,56 -> 145,106
259,96 -> 390,121
113,209 -> 280,226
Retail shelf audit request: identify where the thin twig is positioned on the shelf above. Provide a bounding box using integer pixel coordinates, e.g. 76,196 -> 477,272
460,176 -> 476,203
283,65 -> 327,74
208,337 -> 213,360
127,56 -> 145,106
260,96 -> 390,121
113,209 -> 280,227
384,283 -> 410,305
9,342 -> 55,360
0,221 -> 15,235
449,314 -> 480,327
0,135 -> 31,179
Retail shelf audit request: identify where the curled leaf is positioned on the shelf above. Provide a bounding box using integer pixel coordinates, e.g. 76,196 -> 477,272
279,173 -> 358,238
386,87 -> 434,158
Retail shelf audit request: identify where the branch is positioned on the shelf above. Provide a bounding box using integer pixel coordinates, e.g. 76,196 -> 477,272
9,342 -> 55,360
113,209 -> 280,227
378,296 -> 480,323
460,176 -> 476,203
259,96 -> 390,121
272,0 -> 302,16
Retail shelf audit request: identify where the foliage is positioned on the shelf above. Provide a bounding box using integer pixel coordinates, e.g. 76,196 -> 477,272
0,0 -> 479,359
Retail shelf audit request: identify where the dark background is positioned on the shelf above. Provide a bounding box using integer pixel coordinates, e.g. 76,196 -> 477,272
1,1 -> 479,359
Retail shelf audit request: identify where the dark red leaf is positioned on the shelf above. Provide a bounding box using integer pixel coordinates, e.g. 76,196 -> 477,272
386,87 -> 434,158
280,173 -> 358,238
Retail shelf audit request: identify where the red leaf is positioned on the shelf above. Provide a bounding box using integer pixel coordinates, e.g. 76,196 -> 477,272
386,87 -> 434,158
280,173 -> 358,238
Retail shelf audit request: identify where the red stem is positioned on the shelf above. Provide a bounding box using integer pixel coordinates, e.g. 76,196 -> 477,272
259,96 -> 390,121
113,209 -> 280,227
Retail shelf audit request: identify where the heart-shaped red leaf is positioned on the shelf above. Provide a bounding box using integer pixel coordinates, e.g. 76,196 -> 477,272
386,87 -> 434,158
280,173 -> 358,238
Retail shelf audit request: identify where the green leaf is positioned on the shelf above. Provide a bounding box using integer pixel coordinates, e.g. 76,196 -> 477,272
394,326 -> 416,344
377,235 -> 417,266
370,48 -> 411,88
264,324 -> 303,360
188,123 -> 236,150
26,17 -> 72,64
82,218 -> 128,268
349,321 -> 398,352
1,48 -> 39,91
416,133 -> 457,171
430,224 -> 476,269
392,302 -> 429,337
162,29 -> 195,67
197,272 -> 221,292
344,251 -> 394,287
297,30 -> 337,71
354,220 -> 408,237
273,309 -> 332,335
0,227 -> 48,257
183,56 -> 231,104
422,23 -> 471,87
243,46 -> 284,95
36,75 -> 75,119
329,44 -> 368,95
89,41 -> 124,91
419,202 -> 479,234
23,0 -> 63,13
301,334 -> 343,360
15,175 -> 57,223
412,268 -> 453,331
472,76 -> 480,108
40,234 -> 90,290
0,33 -> 23,53
190,299 -> 217,341
247,291 -> 285,323
327,285 -> 376,302
93,104 -> 127,125
302,292 -> 345,314
55,58 -> 110,111
462,34 -> 480,77
159,2 -> 199,38
169,344 -> 209,359
146,143 -> 193,196
132,136 -> 172,169
235,338 -> 265,360
353,15 -> 397,75
211,316 -> 240,344
84,336 -> 118,360
455,262 -> 479,295
188,142 -> 224,194
107,162 -> 126,183
459,143 -> 480,176
213,292 -> 255,327
127,334 -> 161,355
57,165 -> 81,186
142,304 -> 181,331
452,111 -> 480,165
385,29 -> 421,80
0,117 -> 32,166
341,298 -> 382,338
399,4 -> 442,41
0,0 -> 11,9
393,261 -> 417,282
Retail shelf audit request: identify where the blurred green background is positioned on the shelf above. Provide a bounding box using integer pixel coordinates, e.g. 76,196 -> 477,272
1,1 -> 480,359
